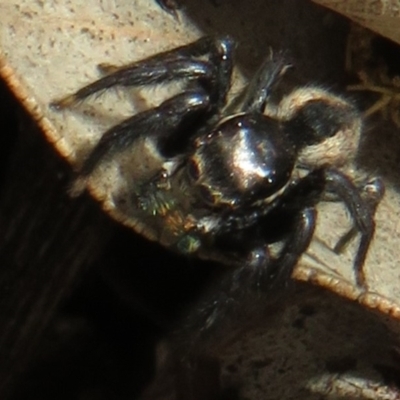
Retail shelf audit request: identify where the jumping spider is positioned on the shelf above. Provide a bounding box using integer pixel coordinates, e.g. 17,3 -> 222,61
52,36 -> 383,295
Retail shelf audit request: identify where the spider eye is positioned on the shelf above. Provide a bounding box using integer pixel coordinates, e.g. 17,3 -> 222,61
187,159 -> 200,181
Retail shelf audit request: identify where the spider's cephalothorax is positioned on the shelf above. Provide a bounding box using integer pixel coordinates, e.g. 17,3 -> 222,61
53,36 -> 383,294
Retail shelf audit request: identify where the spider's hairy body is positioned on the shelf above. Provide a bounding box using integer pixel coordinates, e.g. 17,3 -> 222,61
53,36 -> 383,295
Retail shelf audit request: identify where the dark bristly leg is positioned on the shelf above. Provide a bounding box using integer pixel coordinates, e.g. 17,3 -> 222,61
334,177 -> 384,255
51,59 -> 213,109
215,167 -> 375,287
240,50 -> 291,113
79,90 -> 211,176
179,209 -> 315,342
52,37 -> 235,176
207,38 -> 234,110
51,36 -> 234,110
322,169 -> 374,287
265,208 -> 316,286
280,167 -> 375,287
225,207 -> 315,294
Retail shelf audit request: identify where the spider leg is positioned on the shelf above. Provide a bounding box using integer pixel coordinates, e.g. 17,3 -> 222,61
333,177 -> 384,254
215,167 -> 376,288
179,207 -> 316,340
274,168 -> 376,287
265,208 -> 316,286
52,36 -> 234,111
80,89 -> 211,176
239,50 -> 291,113
52,37 -> 235,176
321,168 -> 375,287
223,207 -> 316,295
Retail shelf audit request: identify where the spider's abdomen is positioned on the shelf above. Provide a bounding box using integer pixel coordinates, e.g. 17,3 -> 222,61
188,114 -> 297,207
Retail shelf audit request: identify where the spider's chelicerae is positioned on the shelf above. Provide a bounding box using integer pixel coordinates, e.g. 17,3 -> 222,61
53,36 -> 383,295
